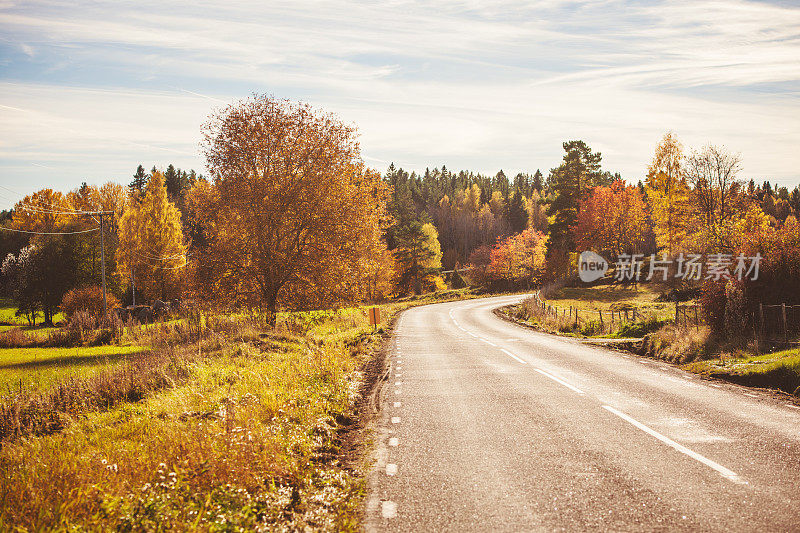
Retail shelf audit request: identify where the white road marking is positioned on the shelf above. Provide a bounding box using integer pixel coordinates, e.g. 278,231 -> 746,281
467,331 -> 478,338
391,416 -> 401,424
396,381 -> 403,386
386,463 -> 398,476
395,389 -> 401,395
787,404 -> 800,410
708,383 -> 722,388
602,405 -> 746,485
396,372 -> 403,376
394,401 -> 401,407
389,437 -> 399,447
479,338 -> 497,347
744,393 -> 759,398
500,348 -> 527,365
382,500 -> 397,518
534,368 -> 584,394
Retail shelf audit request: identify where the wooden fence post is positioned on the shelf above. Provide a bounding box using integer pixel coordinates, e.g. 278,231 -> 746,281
759,303 -> 764,339
598,310 -> 604,329
694,306 -> 699,332
783,303 -> 788,346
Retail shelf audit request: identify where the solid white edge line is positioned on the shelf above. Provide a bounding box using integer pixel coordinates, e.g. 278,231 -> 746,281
479,338 -> 497,347
602,405 -> 746,485
534,368 -> 584,394
500,348 -> 527,365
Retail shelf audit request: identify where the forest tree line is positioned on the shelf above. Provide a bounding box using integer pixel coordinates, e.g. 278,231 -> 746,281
0,96 -> 799,327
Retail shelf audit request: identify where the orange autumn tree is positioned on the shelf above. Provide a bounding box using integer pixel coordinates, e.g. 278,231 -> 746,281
488,228 -> 548,287
191,95 -> 390,319
11,189 -> 73,232
573,180 -> 650,255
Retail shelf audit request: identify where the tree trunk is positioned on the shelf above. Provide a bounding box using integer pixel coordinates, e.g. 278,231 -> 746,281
263,285 -> 280,328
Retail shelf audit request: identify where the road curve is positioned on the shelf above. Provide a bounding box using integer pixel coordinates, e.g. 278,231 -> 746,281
365,295 -> 800,532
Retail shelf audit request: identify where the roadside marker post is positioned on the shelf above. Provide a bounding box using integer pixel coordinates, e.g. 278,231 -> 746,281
369,307 -> 381,332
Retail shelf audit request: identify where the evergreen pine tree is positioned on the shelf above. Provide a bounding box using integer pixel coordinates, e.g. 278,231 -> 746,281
129,164 -> 148,197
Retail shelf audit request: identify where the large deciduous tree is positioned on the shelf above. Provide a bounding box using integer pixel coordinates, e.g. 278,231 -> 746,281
191,95 -> 389,319
488,228 -> 548,288
573,180 -> 650,256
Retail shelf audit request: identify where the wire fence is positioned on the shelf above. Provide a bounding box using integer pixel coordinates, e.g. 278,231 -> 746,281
758,304 -> 800,345
675,304 -> 702,330
531,291 -> 647,332
534,294 -> 799,346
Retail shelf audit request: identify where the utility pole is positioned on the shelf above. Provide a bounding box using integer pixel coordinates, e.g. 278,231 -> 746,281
100,213 -> 108,318
80,210 -> 113,318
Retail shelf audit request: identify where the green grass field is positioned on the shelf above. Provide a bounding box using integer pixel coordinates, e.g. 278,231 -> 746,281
685,348 -> 800,395
0,298 -> 65,329
541,283 -> 685,321
0,345 -> 147,395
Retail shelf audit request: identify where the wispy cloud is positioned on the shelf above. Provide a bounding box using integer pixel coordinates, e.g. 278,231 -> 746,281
0,0 -> 798,207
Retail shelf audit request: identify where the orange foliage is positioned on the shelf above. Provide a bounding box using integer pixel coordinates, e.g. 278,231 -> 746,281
192,95 -> 390,316
488,228 -> 548,286
12,189 -> 73,232
573,180 -> 650,255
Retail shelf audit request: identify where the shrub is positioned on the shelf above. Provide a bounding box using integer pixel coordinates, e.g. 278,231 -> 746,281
61,286 -> 120,323
615,318 -> 669,338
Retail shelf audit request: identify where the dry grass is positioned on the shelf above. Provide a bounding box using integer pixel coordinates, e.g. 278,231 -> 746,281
0,297 -> 412,530
641,323 -> 711,363
0,289 -> 483,530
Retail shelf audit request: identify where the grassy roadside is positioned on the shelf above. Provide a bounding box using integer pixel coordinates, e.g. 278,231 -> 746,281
500,284 -> 673,339
684,348 -> 800,396
497,286 -> 800,399
0,288 -> 479,530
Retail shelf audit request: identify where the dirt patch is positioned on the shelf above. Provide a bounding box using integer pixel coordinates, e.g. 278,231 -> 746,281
334,315 -> 397,471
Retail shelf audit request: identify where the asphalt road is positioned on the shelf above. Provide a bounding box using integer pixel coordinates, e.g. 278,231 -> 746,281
365,295 -> 800,532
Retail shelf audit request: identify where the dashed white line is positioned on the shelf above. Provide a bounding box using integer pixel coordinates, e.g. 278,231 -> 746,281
395,389 -> 401,395
500,348 -> 527,365
396,381 -> 403,386
389,437 -> 399,447
381,500 -> 397,518
534,368 -> 584,394
602,405 -> 746,485
393,402 -> 401,407
391,416 -> 401,424
386,463 -> 398,476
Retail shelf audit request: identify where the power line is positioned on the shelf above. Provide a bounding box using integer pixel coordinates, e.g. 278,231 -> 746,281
0,226 -> 100,235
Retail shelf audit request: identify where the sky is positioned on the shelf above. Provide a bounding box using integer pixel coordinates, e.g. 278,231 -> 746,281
0,0 -> 799,209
